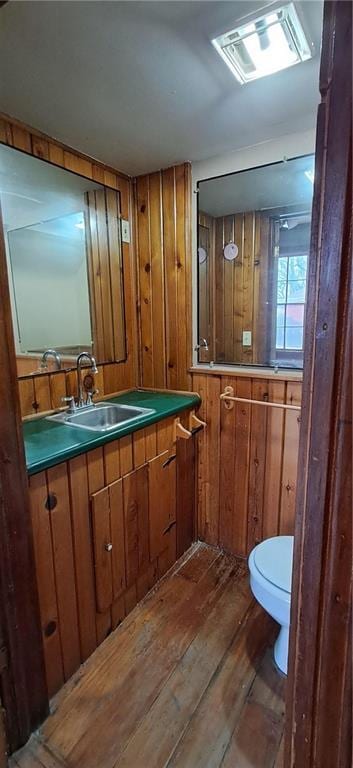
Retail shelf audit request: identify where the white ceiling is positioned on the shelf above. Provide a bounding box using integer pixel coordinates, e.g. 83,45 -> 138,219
0,1 -> 323,176
199,152 -> 315,216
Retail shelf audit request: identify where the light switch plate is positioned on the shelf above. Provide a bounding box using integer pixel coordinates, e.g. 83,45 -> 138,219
242,330 -> 252,347
121,219 -> 130,243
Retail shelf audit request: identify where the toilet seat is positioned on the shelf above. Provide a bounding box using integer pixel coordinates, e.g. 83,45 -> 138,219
253,536 -> 293,594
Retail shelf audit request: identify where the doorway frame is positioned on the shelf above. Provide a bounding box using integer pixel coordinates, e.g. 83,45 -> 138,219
285,1 -> 352,765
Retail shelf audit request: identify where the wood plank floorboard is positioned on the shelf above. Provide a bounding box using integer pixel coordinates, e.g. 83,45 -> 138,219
10,543 -> 285,768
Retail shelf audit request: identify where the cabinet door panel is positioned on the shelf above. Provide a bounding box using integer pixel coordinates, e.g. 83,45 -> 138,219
109,479 -> 126,599
91,487 -> 113,613
123,465 -> 149,587
149,450 -> 177,560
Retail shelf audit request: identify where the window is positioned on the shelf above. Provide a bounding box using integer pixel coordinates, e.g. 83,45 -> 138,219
273,215 -> 310,366
276,254 -> 308,351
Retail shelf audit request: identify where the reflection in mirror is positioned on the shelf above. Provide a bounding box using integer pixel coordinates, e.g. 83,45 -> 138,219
0,144 -> 126,377
8,211 -> 91,358
197,154 -> 314,369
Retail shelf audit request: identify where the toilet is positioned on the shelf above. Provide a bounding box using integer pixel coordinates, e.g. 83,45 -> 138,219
248,535 -> 294,675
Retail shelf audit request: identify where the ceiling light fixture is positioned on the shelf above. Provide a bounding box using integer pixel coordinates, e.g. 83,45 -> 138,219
212,3 -> 313,84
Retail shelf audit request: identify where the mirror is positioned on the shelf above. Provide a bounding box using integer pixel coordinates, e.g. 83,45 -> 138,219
0,144 -> 126,377
197,154 -> 314,369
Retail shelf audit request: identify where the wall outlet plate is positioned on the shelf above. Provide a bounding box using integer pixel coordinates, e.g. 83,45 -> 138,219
121,219 -> 130,243
242,330 -> 252,346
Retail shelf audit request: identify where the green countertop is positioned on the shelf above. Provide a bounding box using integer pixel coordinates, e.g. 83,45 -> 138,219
23,389 -> 201,476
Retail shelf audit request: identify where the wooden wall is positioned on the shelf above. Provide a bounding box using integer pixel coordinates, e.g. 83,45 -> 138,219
17,362 -> 134,418
86,188 -> 126,364
214,212 -> 270,364
134,164 -> 192,391
198,210 -> 271,365
1,114 -> 302,563
0,113 -> 138,416
192,371 -> 301,557
134,163 -> 302,558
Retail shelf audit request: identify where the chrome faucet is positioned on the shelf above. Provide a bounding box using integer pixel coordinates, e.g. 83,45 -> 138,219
76,352 -> 98,407
40,349 -> 62,370
194,338 -> 209,352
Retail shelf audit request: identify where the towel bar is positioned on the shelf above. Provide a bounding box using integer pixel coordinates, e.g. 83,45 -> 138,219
220,386 -> 301,412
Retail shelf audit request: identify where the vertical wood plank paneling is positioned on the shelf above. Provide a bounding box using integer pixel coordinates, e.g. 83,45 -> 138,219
223,216 -> 235,362
91,488 -> 113,613
49,372 -> 67,410
28,473 -> 64,697
211,212 -> 270,365
149,172 -> 166,388
219,376 -> 237,551
123,466 -> 149,587
96,191 -> 115,360
106,188 -> 125,362
242,213 -> 255,365
135,163 -> 191,391
162,167 -> 178,390
215,218 -> 225,362
262,381 -> 286,540
247,379 -> 269,552
175,164 -> 189,390
192,374 -> 208,541
279,381 -> 302,534
33,375 -> 52,413
176,435 -> 195,558
104,441 -> 121,485
119,435 -> 133,476
18,378 -> 35,416
46,464 -> 81,681
232,378 -> 252,556
233,214 -> 244,362
109,480 -> 126,600
87,448 -> 105,495
67,455 -> 97,660
194,372 -> 301,557
149,451 -> 176,561
133,429 -> 146,469
136,175 -> 153,386
203,376 -> 221,546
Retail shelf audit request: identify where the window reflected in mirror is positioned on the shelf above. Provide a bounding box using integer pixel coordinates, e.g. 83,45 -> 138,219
197,154 -> 314,369
0,144 -> 126,377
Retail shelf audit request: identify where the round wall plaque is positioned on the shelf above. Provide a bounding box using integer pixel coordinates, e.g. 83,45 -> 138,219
224,242 -> 238,261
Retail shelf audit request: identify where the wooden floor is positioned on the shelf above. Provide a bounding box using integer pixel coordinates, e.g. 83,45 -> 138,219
10,543 -> 285,768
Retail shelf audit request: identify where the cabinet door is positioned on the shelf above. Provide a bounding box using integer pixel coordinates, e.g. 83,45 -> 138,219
149,450 -> 177,561
123,465 -> 149,587
91,478 -> 126,613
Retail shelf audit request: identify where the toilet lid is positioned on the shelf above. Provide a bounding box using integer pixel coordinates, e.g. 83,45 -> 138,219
254,536 -> 294,594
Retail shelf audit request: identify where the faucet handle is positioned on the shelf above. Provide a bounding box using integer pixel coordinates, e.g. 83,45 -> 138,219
61,396 -> 76,413
86,388 -> 99,407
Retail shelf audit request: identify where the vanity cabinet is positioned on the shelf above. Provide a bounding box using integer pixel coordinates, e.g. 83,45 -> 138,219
28,415 -> 197,698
